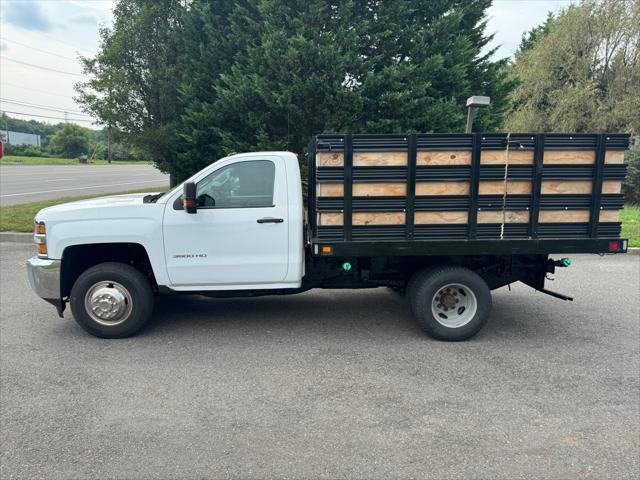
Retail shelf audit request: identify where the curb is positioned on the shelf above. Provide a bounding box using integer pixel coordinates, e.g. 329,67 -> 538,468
0,232 -> 32,244
0,232 -> 638,254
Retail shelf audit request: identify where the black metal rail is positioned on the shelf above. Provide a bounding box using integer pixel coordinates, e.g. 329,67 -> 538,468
309,132 -> 630,255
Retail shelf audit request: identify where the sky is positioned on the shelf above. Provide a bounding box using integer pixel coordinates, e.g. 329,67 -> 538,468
1,0 -> 578,129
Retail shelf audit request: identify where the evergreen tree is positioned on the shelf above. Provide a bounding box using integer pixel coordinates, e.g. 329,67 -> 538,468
78,0 -> 514,181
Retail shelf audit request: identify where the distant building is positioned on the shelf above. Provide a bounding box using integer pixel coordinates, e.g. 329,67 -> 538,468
0,130 -> 41,147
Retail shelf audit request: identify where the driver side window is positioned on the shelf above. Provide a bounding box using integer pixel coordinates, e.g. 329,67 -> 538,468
196,160 -> 275,208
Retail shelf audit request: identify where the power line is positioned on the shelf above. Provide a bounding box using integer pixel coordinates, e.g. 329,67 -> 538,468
0,38 -> 80,61
0,98 -> 92,116
25,30 -> 97,56
1,110 -> 94,123
0,82 -> 75,99
1,57 -> 86,77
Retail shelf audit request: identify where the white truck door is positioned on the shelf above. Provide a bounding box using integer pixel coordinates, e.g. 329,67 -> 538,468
162,156 -> 289,287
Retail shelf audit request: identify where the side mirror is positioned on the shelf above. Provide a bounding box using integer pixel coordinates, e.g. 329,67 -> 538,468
183,182 -> 197,214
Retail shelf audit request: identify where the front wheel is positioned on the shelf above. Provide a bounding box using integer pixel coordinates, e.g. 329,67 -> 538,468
408,266 -> 491,341
70,262 -> 154,338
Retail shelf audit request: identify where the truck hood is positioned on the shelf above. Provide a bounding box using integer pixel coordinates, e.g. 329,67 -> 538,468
39,192 -> 158,214
34,192 -> 167,223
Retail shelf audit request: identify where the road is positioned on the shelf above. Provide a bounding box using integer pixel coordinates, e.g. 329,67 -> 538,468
0,164 -> 169,206
1,244 -> 638,479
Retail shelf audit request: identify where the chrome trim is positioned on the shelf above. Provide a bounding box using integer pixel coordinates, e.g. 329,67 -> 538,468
27,257 -> 61,301
84,280 -> 134,326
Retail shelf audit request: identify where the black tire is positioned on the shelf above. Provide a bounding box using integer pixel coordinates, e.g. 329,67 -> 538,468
70,262 -> 154,338
405,264 -> 441,312
408,265 -> 491,341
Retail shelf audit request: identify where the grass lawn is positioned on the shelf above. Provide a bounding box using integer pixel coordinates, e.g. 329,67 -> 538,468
0,187 -> 168,232
621,204 -> 640,247
1,155 -> 151,165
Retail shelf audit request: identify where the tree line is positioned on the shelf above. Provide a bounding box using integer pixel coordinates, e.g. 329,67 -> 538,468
75,0 -> 638,200
0,113 -> 146,162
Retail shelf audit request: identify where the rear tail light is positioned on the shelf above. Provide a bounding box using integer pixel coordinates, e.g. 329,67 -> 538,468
608,240 -> 628,252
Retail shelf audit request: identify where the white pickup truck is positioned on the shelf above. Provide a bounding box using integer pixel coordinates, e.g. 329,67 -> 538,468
27,133 -> 629,340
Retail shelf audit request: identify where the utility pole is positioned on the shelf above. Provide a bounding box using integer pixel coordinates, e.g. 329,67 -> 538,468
107,126 -> 112,164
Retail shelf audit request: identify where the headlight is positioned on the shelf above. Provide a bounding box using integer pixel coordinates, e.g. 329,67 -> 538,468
34,221 -> 47,257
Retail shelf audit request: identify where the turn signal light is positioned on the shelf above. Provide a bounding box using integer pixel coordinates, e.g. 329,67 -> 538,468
34,221 -> 47,257
322,246 -> 332,254
609,241 -> 619,251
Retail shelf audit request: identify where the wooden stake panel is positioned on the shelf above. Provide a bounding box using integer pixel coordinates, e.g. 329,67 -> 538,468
312,133 -> 629,242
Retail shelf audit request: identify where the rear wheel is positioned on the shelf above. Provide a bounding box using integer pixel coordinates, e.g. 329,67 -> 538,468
70,262 -> 154,338
408,266 -> 491,341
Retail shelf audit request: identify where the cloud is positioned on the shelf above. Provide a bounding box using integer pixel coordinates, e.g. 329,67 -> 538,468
69,14 -> 99,25
0,40 -> 8,51
5,1 -> 53,32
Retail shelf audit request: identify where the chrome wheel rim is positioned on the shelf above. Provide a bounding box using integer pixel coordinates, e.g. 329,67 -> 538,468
84,281 -> 133,326
431,283 -> 477,328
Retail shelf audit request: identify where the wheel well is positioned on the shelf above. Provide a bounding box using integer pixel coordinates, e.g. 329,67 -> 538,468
61,243 -> 157,298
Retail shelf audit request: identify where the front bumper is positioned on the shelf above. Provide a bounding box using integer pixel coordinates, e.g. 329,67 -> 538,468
27,257 -> 64,316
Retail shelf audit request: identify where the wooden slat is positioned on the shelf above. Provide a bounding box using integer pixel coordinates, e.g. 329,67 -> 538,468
353,151 -> 407,166
599,210 -> 620,222
353,183 -> 407,196
414,211 -> 468,224
541,180 -> 592,195
416,181 -> 470,196
539,210 -> 590,223
480,150 -> 534,164
479,181 -> 532,195
317,212 -> 343,226
477,210 -> 530,223
605,151 -> 625,164
543,150 -> 595,164
317,152 -> 344,167
316,183 -> 344,197
602,180 -> 622,194
353,212 -> 406,225
417,150 -> 471,165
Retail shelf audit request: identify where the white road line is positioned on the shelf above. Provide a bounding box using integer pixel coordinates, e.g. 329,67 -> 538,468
0,180 -> 168,198
42,178 -> 73,182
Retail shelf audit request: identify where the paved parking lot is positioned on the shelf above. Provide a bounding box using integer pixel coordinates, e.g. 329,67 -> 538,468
0,164 -> 169,206
1,243 -> 638,479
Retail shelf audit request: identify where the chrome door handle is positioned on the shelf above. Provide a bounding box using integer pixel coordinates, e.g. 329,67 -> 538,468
257,217 -> 284,224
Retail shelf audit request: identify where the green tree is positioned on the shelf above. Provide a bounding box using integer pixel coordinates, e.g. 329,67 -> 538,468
178,0 -> 512,180
0,112 -> 62,148
517,13 -> 554,54
506,0 -> 640,133
78,0 -> 514,181
49,124 -> 92,158
623,146 -> 640,204
75,0 -> 186,174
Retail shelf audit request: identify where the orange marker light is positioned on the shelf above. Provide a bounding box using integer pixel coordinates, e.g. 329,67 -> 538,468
36,223 -> 46,234
38,244 -> 48,256
322,246 -> 332,254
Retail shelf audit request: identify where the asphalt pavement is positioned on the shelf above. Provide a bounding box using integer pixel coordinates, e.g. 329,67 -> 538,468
0,164 -> 169,206
1,243 -> 638,479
